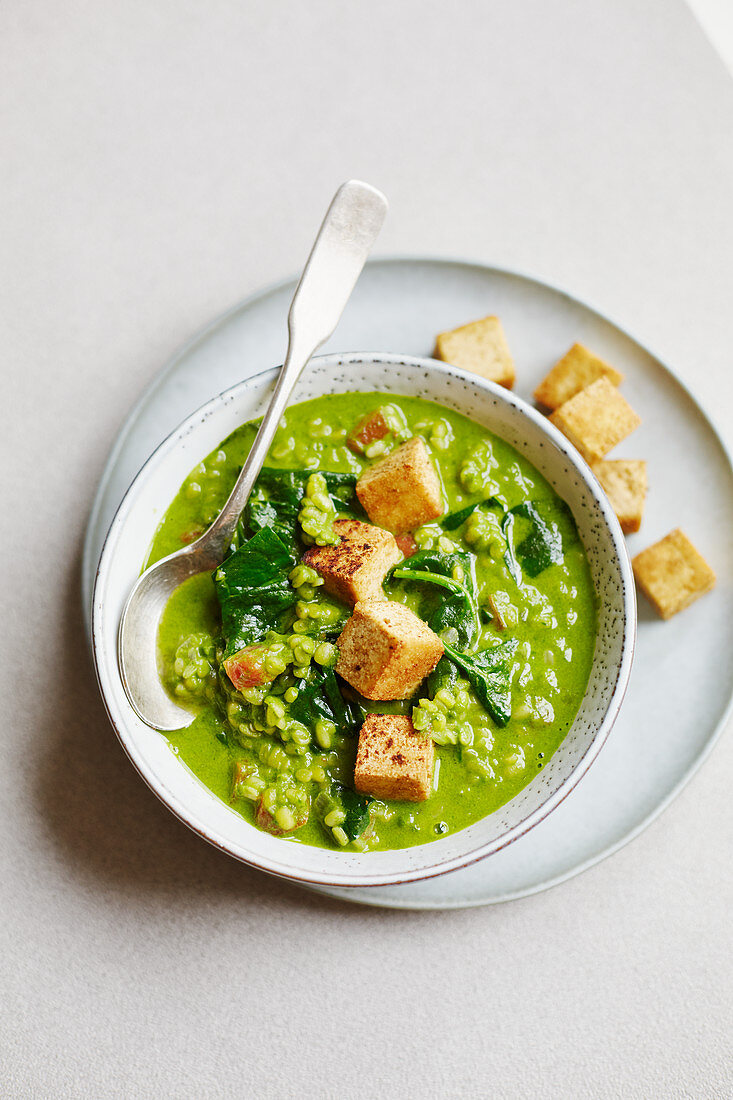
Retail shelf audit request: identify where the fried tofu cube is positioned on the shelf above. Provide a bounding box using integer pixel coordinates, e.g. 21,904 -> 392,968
356,436 -> 444,534
534,343 -> 624,410
434,315 -> 515,388
302,518 -> 401,605
549,377 -> 641,463
592,459 -> 648,534
354,714 -> 434,801
336,598 -> 444,700
632,529 -> 715,619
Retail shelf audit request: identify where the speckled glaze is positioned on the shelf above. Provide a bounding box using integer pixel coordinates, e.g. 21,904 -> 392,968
92,353 -> 635,889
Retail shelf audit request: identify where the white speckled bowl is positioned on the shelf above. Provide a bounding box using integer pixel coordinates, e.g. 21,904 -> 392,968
92,353 -> 635,889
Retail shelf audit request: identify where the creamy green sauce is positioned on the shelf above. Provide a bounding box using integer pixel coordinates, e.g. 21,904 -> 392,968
150,393 -> 597,851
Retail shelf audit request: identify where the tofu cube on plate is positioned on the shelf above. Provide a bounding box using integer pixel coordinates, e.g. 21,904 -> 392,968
354,714 -> 434,802
535,343 -> 624,410
549,376 -> 641,464
434,315 -> 515,389
632,528 -> 715,619
592,458 -> 648,534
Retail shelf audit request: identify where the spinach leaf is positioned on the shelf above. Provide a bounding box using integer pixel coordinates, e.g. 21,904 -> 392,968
336,784 -> 373,841
244,467 -> 361,545
246,498 -> 297,547
427,655 -> 458,697
213,528 -> 298,659
530,499 -> 579,546
318,783 -> 372,841
288,670 -> 336,727
391,567 -> 467,599
321,668 -> 364,734
290,615 -> 349,641
508,501 -> 577,578
442,495 -> 506,531
442,502 -> 480,531
289,665 -> 363,736
390,549 -> 480,650
443,638 -> 518,727
257,467 -> 358,507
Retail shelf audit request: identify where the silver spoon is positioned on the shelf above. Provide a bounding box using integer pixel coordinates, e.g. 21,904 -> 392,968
118,180 -> 388,730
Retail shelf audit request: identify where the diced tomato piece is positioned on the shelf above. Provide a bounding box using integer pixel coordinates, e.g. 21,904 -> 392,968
230,760 -> 255,801
180,527 -> 204,544
224,644 -> 274,691
255,801 -> 309,836
395,533 -> 418,558
347,408 -> 391,454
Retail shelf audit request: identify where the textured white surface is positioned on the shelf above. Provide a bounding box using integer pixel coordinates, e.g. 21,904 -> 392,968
2,1 -> 732,1097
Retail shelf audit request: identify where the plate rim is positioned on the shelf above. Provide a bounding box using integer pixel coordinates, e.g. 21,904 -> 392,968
81,254 -> 733,908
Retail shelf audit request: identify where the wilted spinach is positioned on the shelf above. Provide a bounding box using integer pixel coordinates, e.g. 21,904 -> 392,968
427,655 -> 458,697
505,500 -> 578,579
443,638 -> 518,727
336,784 -> 373,840
243,467 -> 361,547
213,527 -> 298,659
390,549 -> 480,650
442,494 -> 507,531
494,499 -> 579,583
442,502 -> 481,531
316,783 -> 372,841
289,664 -> 363,737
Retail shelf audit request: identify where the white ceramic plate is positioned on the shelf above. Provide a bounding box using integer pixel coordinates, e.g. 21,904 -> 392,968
83,257 -> 733,908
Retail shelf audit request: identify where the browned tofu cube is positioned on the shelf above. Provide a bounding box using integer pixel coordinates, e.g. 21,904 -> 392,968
302,518 -> 401,605
354,714 -> 434,801
434,315 -> 515,388
592,459 -> 648,534
534,343 -> 624,410
356,437 -> 444,534
549,377 -> 641,463
632,529 -> 715,619
336,598 -> 444,700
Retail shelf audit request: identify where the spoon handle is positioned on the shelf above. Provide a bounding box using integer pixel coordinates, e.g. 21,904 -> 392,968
204,180 -> 388,557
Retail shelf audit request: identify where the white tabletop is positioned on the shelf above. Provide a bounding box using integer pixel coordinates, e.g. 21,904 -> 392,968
2,2 -> 732,1097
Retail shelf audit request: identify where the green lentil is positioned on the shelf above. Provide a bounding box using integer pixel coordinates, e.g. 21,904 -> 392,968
459,441 -> 498,494
298,473 -> 339,546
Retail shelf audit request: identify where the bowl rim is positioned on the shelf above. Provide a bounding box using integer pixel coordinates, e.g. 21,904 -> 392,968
91,351 -> 636,888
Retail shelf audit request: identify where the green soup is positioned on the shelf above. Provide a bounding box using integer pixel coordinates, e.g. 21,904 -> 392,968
150,393 -> 597,851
